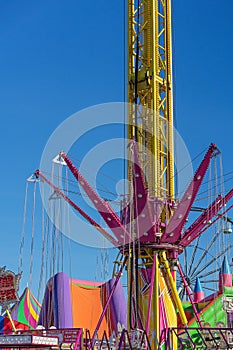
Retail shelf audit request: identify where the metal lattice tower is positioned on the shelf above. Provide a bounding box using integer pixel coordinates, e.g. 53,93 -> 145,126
128,0 -> 174,202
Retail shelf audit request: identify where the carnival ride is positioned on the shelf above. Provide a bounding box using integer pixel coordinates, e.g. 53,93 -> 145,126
0,0 -> 233,349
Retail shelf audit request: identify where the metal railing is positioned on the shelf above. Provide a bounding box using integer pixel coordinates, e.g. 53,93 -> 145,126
165,327 -> 233,349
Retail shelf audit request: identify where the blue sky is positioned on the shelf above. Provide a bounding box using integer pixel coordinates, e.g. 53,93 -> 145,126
0,0 -> 232,298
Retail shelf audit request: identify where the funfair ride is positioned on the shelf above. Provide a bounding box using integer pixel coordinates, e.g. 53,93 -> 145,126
35,0 -> 233,348
2,0 -> 233,349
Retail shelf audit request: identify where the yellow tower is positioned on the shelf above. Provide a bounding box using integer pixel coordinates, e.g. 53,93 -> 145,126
128,0 -> 174,201
127,1 -> 179,348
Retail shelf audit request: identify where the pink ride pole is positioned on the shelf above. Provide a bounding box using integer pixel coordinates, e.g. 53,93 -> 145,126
145,253 -> 156,335
177,263 -> 203,328
88,256 -> 128,350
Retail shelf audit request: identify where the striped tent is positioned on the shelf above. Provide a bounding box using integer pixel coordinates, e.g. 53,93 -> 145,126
10,287 -> 41,329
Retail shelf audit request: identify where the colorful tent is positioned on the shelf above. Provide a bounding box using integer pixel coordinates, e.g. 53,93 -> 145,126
10,287 -> 41,329
38,272 -> 126,336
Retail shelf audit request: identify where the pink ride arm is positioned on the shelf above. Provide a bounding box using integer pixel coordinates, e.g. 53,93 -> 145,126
35,170 -> 119,247
161,143 -> 218,243
180,189 -> 233,247
189,204 -> 233,246
59,152 -> 132,245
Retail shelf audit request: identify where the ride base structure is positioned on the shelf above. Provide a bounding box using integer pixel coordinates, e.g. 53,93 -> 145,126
0,0 -> 233,349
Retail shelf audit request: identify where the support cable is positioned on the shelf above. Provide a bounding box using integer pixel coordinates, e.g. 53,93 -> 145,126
18,181 -> 29,274
29,180 -> 37,327
38,181 -> 46,302
133,0 -> 141,142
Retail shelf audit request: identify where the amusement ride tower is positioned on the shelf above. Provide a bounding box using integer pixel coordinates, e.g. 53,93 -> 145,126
126,0 -> 177,344
128,0 -> 174,201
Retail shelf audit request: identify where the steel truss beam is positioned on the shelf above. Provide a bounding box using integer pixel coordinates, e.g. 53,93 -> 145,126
128,0 -> 174,201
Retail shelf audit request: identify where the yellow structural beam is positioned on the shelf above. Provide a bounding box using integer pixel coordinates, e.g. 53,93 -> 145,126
127,1 -> 177,348
128,0 -> 175,201
159,251 -> 188,326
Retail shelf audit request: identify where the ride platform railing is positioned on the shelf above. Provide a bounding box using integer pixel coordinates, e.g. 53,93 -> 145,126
165,327 -> 233,349
84,328 -> 151,349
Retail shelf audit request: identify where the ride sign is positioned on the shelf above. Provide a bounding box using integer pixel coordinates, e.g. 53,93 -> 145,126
0,266 -> 21,306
